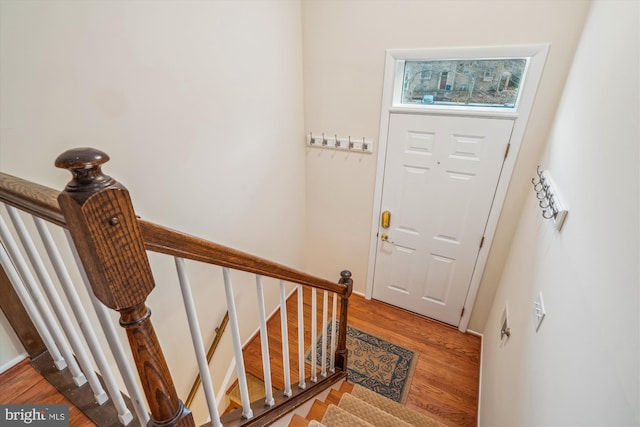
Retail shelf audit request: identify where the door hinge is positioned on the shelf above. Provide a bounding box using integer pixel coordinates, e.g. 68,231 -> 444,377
479,236 -> 485,249
460,307 -> 465,318
504,143 -> 511,159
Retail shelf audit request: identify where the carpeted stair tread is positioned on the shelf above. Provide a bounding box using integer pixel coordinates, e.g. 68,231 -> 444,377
337,393 -> 412,427
321,404 -> 375,427
350,384 -> 446,427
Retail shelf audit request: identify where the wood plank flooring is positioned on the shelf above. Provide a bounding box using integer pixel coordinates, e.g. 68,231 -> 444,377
0,358 -> 95,426
242,289 -> 481,427
0,289 -> 481,427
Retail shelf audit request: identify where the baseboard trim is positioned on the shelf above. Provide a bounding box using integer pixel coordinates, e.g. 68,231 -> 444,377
467,329 -> 484,426
0,352 -> 27,373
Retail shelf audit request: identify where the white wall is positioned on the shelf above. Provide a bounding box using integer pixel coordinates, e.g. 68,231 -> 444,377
480,1 -> 639,425
301,0 -> 591,331
0,1 -> 305,422
0,312 -> 26,372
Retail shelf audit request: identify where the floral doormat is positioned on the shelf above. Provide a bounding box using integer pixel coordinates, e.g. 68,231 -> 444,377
306,323 -> 418,403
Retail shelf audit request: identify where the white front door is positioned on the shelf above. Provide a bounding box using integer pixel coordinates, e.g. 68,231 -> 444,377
371,113 -> 514,326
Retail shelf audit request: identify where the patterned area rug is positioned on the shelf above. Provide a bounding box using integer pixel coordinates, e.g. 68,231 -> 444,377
307,323 -> 417,403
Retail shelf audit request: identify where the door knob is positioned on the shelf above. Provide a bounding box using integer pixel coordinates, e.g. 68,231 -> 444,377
380,233 -> 395,244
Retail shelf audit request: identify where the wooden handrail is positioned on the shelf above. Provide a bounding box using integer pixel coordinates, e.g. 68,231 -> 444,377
0,172 -> 65,226
138,220 -> 348,295
0,172 -> 348,296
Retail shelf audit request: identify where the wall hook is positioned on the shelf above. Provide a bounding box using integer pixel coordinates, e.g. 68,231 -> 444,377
531,165 -> 568,230
306,132 -> 373,154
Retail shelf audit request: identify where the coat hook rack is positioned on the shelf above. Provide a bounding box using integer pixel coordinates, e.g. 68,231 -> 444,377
532,165 -> 568,230
306,132 -> 373,154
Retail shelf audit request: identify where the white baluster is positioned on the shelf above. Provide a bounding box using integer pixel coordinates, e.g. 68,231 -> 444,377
310,288 -> 317,383
321,290 -> 328,378
222,268 -> 253,419
279,281 -> 292,397
0,214 -> 86,386
297,285 -> 306,389
175,258 -> 222,427
7,207 -> 106,403
65,231 -> 150,427
255,275 -> 275,407
0,241 -> 65,369
330,292 -> 337,373
35,218 -> 132,421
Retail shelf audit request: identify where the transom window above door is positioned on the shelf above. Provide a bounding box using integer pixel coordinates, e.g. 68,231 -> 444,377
400,58 -> 527,109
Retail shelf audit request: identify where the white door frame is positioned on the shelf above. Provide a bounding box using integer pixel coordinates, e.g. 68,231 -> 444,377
366,44 -> 549,332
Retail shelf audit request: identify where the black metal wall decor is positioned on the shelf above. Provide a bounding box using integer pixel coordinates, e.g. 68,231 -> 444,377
532,165 -> 568,230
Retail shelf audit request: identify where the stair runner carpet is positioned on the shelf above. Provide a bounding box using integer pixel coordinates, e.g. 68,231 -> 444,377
317,384 -> 446,427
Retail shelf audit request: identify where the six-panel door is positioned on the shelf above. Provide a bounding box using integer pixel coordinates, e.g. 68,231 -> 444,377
372,113 -> 514,326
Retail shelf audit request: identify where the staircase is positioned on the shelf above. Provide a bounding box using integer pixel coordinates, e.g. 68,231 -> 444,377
289,382 -> 446,427
0,148 -> 353,427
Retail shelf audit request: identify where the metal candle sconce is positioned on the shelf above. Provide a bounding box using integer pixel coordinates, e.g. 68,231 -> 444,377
532,166 -> 568,231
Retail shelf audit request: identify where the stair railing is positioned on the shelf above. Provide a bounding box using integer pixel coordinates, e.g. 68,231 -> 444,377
185,311 -> 229,408
0,147 -> 353,427
0,176 -> 148,426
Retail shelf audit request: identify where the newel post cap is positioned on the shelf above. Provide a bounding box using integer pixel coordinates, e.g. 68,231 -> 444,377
55,147 -> 116,198
339,270 -> 353,296
340,270 -> 352,281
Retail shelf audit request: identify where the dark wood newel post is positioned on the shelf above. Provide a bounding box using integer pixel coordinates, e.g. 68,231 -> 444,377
55,148 -> 194,427
335,270 -> 353,373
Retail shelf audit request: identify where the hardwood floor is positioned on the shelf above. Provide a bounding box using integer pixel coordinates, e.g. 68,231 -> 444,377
0,358 -> 95,426
0,289 -> 481,427
242,288 -> 481,427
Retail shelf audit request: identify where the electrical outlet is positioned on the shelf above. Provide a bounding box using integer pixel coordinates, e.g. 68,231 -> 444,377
534,292 -> 546,332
